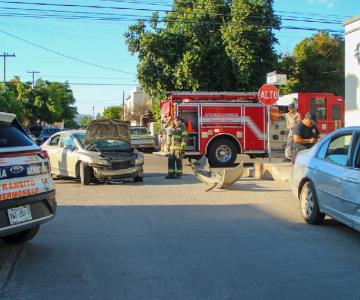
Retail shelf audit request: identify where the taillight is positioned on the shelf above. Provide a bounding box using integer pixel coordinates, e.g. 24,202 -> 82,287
37,150 -> 49,160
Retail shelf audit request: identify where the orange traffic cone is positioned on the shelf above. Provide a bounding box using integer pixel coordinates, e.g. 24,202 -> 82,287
187,118 -> 193,132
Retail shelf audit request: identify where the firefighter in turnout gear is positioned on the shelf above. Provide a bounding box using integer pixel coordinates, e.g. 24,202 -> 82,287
166,116 -> 187,179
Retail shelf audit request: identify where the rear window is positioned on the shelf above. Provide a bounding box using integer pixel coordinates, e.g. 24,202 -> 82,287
0,126 -> 34,148
130,127 -> 149,135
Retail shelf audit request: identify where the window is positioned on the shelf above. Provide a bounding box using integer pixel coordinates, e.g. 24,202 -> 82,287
130,127 -> 149,135
324,134 -> 353,166
60,135 -> 76,149
0,125 -> 33,148
332,104 -> 341,121
49,135 -> 60,146
310,97 -> 327,120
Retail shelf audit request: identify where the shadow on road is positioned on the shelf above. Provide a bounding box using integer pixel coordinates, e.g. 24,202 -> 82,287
1,204 -> 360,299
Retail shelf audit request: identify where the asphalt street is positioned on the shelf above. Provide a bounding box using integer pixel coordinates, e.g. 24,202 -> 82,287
1,155 -> 360,300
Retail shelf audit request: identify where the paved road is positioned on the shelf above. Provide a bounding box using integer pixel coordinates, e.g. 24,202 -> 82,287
1,155 -> 360,299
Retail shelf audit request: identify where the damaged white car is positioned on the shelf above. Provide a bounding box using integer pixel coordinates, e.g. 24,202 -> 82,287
42,120 -> 144,185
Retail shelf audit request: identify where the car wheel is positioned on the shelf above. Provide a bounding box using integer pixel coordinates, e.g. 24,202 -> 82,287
300,181 -> 325,225
80,162 -> 92,185
207,138 -> 237,167
1,226 -> 40,244
133,176 -> 143,183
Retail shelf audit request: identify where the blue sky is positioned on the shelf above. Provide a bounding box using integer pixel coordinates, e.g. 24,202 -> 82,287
0,0 -> 358,116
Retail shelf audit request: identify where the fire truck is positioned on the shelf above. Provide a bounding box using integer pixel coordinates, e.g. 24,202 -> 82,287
270,93 -> 344,151
161,92 -> 266,167
160,91 -> 344,167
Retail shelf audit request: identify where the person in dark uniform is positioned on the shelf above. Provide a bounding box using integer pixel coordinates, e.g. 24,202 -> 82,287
292,112 -> 320,162
166,116 -> 187,179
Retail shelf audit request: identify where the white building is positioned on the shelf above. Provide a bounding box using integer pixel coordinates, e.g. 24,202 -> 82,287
126,87 -> 152,124
344,15 -> 360,126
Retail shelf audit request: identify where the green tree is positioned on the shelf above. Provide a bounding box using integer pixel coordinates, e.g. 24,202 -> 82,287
80,116 -> 92,128
125,0 -> 280,125
279,32 -> 344,96
222,0 -> 280,90
103,106 -> 123,120
0,83 -> 25,121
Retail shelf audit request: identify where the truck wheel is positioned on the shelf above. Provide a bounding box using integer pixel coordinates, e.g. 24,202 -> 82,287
80,162 -> 92,185
208,138 -> 237,167
300,181 -> 325,225
1,226 -> 40,244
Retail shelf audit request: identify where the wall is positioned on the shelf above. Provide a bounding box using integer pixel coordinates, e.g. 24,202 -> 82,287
344,16 -> 360,126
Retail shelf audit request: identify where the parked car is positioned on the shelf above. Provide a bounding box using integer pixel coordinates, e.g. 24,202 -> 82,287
42,120 -> 144,185
0,112 -> 56,244
130,126 -> 156,152
37,127 -> 61,145
292,127 -> 360,231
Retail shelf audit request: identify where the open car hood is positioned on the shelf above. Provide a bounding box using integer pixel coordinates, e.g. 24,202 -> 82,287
85,119 -> 131,147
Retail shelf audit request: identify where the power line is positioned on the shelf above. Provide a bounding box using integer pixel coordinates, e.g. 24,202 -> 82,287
0,1 -> 347,24
0,12 -> 344,33
68,82 -> 136,86
0,6 -> 344,25
0,30 -> 136,75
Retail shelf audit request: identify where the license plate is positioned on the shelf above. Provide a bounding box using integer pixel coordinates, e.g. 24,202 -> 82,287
7,205 -> 32,225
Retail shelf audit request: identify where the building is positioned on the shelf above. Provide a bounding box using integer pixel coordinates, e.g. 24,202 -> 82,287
344,15 -> 360,126
126,87 -> 152,126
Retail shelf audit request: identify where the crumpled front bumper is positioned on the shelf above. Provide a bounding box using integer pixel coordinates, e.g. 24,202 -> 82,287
92,164 -> 144,180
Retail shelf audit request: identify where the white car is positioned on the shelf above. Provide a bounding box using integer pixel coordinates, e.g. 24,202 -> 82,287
292,127 -> 360,230
130,126 -> 156,152
42,120 -> 144,185
0,112 -> 56,244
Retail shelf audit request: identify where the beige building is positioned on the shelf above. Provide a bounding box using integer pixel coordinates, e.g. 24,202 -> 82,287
344,15 -> 360,126
126,87 -> 152,126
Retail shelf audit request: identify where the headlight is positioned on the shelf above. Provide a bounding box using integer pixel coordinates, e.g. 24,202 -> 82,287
135,151 -> 144,164
92,159 -> 111,167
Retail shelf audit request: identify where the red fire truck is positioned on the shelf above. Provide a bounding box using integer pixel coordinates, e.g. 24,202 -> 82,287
271,93 -> 344,151
161,92 -> 266,167
160,91 -> 344,167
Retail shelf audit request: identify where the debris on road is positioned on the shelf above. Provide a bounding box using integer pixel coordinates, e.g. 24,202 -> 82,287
191,156 -> 244,191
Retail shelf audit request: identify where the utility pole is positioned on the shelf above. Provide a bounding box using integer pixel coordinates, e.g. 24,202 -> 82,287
0,52 -> 15,84
27,70 -> 40,87
122,90 -> 125,120
92,106 -> 95,119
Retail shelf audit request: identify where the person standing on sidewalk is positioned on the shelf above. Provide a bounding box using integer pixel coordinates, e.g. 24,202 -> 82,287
166,116 -> 187,179
292,112 -> 320,162
283,103 -> 301,162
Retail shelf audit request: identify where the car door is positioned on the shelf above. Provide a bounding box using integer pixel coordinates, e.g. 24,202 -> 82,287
58,135 -> 78,177
45,134 -> 61,175
314,131 -> 354,221
341,132 -> 360,227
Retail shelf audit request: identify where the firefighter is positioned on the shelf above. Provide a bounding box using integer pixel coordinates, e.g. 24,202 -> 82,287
283,103 -> 301,162
166,116 -> 187,179
292,112 -> 320,162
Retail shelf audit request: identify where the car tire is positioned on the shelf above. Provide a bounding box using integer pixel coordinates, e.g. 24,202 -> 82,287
80,162 -> 92,185
1,226 -> 40,244
207,138 -> 237,167
300,181 -> 325,225
133,176 -> 143,183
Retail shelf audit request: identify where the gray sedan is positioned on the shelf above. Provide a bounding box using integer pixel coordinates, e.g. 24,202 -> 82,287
292,127 -> 360,230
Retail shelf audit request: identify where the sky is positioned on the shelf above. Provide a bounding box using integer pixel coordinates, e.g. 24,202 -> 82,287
0,0 -> 359,117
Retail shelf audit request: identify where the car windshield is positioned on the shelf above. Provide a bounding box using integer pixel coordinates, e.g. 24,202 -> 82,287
130,127 -> 149,135
74,132 -> 86,147
88,139 -> 131,151
0,125 -> 34,148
